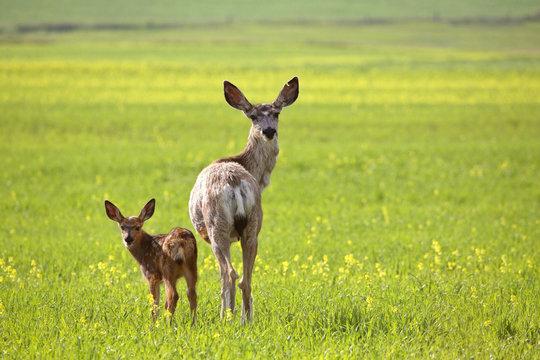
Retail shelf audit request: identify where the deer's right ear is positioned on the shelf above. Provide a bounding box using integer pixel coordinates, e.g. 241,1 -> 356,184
139,198 -> 156,222
224,81 -> 252,112
105,200 -> 124,222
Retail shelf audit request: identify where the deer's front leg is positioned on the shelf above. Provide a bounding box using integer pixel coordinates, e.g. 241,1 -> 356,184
148,277 -> 160,321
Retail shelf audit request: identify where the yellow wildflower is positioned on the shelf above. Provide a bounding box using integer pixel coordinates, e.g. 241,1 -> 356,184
164,310 -> 173,320
431,240 -> 441,255
366,296 -> 373,309
344,254 -> 356,267
510,295 -> 518,307
225,308 -> 234,321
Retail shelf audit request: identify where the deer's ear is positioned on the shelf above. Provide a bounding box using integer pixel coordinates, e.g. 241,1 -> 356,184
273,76 -> 299,109
224,81 -> 253,112
139,199 -> 155,222
105,200 -> 124,223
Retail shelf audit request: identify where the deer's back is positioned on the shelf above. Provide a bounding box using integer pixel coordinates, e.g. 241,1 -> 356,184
189,162 -> 261,241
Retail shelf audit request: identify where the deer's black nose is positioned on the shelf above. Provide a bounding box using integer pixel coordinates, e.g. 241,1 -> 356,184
262,128 -> 276,139
125,236 -> 134,244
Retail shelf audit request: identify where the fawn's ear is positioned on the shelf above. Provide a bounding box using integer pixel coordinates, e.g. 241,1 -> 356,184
105,200 -> 124,223
273,76 -> 299,109
224,81 -> 253,112
139,198 -> 155,222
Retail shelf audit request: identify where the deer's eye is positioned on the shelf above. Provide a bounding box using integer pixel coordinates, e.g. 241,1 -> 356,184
135,226 -> 141,231
121,226 -> 126,231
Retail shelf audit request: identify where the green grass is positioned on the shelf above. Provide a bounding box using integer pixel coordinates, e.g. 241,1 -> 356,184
0,0 -> 539,27
1,22 -> 539,358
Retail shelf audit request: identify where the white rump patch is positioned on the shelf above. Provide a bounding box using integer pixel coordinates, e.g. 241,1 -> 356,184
219,181 -> 256,225
233,187 -> 245,218
219,184 -> 236,225
239,180 -> 256,214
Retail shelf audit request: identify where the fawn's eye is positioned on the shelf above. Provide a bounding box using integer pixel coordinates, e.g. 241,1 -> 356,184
121,226 -> 126,231
135,226 -> 141,231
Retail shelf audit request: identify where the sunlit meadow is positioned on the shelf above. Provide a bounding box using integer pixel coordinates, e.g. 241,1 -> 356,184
0,22 -> 539,358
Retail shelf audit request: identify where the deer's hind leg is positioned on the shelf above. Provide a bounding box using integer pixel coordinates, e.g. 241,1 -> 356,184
184,269 -> 198,325
163,279 -> 179,319
211,239 -> 239,320
238,233 -> 258,324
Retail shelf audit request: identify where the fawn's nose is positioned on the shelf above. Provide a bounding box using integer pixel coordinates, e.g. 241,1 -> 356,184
262,128 -> 276,139
125,236 -> 134,244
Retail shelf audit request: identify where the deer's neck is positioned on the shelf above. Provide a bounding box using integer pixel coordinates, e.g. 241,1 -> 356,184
129,232 -> 158,264
217,127 -> 279,190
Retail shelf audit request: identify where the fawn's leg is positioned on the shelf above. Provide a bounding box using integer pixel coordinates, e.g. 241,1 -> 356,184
149,278 -> 160,321
184,270 -> 197,325
164,279 -> 179,316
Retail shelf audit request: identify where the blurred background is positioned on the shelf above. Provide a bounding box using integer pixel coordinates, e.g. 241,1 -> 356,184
1,0 -> 539,28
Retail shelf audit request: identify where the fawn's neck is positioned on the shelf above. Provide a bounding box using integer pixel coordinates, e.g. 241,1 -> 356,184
128,232 -> 158,264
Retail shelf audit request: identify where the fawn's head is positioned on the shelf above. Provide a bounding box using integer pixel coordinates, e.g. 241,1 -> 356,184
224,76 -> 299,142
104,199 -> 155,248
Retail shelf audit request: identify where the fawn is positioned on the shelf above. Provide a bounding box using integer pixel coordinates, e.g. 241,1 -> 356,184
189,77 -> 299,322
104,198 -> 197,324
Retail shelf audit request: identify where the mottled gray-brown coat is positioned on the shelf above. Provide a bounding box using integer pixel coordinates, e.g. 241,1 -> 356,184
189,77 -> 299,323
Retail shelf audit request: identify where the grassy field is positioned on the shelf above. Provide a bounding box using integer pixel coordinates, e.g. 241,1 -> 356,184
0,0 -> 539,27
1,16 -> 540,360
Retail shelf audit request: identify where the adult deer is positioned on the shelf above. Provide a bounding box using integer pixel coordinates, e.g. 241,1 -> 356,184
189,77 -> 299,322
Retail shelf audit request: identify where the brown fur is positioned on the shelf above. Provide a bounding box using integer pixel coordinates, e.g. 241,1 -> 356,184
105,199 -> 197,324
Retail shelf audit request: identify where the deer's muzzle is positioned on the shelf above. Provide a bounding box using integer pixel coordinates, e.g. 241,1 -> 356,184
262,128 -> 277,140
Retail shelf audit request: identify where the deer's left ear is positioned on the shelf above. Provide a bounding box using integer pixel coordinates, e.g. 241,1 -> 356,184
273,76 -> 299,109
139,199 -> 155,222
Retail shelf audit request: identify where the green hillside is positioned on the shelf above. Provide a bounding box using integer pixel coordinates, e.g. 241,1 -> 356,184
0,0 -> 539,27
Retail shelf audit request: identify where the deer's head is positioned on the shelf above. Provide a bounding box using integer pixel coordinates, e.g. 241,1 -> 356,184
104,199 -> 155,248
224,77 -> 299,142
